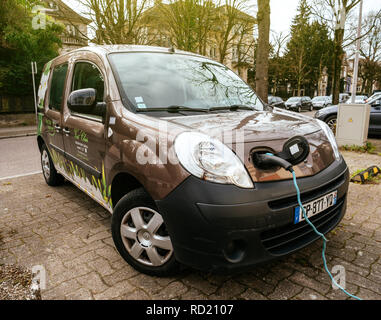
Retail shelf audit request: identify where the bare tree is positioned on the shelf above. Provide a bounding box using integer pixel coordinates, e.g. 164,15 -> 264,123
270,31 -> 288,58
212,0 -> 254,64
310,0 -> 361,104
157,0 -> 215,54
78,0 -> 152,44
255,0 -> 270,103
356,11 -> 381,93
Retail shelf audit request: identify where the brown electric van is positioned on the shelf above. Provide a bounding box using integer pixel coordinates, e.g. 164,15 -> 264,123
36,45 -> 349,276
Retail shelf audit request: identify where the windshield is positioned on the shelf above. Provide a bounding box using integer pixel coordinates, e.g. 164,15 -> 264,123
109,52 -> 264,112
312,96 -> 326,101
286,97 -> 301,103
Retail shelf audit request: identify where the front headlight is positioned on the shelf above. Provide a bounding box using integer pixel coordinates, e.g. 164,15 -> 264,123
174,132 -> 254,189
316,119 -> 341,161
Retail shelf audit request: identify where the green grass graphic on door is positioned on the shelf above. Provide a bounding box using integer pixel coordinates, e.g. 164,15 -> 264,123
49,148 -> 112,209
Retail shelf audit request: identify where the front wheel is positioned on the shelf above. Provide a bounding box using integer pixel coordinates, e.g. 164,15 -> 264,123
111,188 -> 178,276
309,104 -> 313,111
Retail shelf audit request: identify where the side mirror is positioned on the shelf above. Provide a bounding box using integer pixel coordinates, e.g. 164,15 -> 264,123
68,88 -> 96,109
68,88 -> 106,118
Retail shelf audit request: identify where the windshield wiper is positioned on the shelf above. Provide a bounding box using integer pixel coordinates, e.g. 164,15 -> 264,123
208,104 -> 254,112
136,105 -> 209,113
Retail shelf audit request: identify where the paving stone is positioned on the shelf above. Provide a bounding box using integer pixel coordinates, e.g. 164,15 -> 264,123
288,271 -> 330,295
239,288 -> 268,300
75,271 -> 110,295
267,279 -> 303,300
94,280 -> 134,300
152,281 -> 188,299
180,288 -> 208,300
181,273 -> 218,296
103,266 -> 139,286
208,280 -> 246,300
293,287 -> 328,300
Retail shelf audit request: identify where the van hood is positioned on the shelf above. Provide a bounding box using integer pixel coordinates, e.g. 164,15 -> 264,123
162,108 -> 321,143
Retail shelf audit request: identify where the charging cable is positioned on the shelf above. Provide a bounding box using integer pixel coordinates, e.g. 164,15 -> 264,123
262,153 -> 362,300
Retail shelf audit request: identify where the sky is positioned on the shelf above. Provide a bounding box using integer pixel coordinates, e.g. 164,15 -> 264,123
63,0 -> 381,36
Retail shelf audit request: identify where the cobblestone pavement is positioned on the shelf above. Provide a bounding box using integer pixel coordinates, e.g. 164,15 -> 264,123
0,151 -> 380,300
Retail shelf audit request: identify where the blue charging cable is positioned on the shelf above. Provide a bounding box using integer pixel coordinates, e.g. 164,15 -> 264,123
291,170 -> 362,300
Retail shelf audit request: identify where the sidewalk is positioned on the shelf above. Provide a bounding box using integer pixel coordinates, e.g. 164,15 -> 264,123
0,126 -> 37,139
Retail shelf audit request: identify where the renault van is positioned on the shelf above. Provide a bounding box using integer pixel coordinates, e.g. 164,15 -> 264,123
36,45 -> 349,275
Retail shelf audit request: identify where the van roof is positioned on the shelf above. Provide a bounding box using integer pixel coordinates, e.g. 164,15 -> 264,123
55,45 -> 207,60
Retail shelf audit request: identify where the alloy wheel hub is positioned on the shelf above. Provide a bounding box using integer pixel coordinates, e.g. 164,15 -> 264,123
120,206 -> 173,267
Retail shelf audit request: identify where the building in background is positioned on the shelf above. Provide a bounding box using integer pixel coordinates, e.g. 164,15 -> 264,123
42,0 -> 90,54
139,1 -> 255,82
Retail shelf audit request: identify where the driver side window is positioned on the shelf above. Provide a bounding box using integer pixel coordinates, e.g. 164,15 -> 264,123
70,61 -> 105,119
72,62 -> 104,100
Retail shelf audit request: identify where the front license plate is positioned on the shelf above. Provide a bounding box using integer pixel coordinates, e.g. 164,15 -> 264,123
294,190 -> 337,224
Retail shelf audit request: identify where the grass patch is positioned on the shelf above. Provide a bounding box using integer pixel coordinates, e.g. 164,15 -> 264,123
340,141 -> 377,154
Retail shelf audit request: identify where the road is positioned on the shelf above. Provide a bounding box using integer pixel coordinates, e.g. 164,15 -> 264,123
0,136 -> 41,179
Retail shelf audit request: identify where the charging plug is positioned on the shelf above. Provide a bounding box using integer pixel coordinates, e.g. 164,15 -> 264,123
255,153 -> 294,172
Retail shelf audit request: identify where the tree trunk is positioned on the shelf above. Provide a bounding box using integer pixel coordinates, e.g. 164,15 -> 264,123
332,28 -> 344,105
255,0 -> 270,103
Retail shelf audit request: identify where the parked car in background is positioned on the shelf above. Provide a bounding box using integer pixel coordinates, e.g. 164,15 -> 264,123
366,92 -> 381,103
328,93 -> 350,104
315,96 -> 381,135
268,96 -> 285,109
312,96 -> 332,109
346,95 -> 367,104
285,96 -> 313,112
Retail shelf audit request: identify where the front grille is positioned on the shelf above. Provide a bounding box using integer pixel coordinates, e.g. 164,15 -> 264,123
268,172 -> 346,210
261,197 -> 345,255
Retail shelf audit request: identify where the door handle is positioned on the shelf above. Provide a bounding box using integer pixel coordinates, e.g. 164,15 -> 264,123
63,128 -> 70,135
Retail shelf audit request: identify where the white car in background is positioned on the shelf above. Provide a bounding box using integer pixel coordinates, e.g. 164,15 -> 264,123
366,92 -> 381,103
347,95 -> 368,104
312,96 -> 332,109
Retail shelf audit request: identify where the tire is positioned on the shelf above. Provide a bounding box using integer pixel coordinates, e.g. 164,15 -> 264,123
309,104 -> 313,111
41,144 -> 64,186
325,115 -> 337,133
111,188 -> 178,276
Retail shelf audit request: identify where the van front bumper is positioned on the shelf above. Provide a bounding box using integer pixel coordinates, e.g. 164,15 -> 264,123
155,157 -> 349,272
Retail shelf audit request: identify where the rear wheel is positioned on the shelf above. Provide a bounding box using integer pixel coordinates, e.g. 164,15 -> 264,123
41,144 -> 64,186
111,188 -> 178,276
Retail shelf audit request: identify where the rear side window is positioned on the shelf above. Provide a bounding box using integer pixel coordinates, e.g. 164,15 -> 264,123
72,62 -> 104,103
49,64 -> 68,111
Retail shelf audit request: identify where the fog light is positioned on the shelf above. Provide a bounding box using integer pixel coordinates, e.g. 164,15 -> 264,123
223,239 -> 246,263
